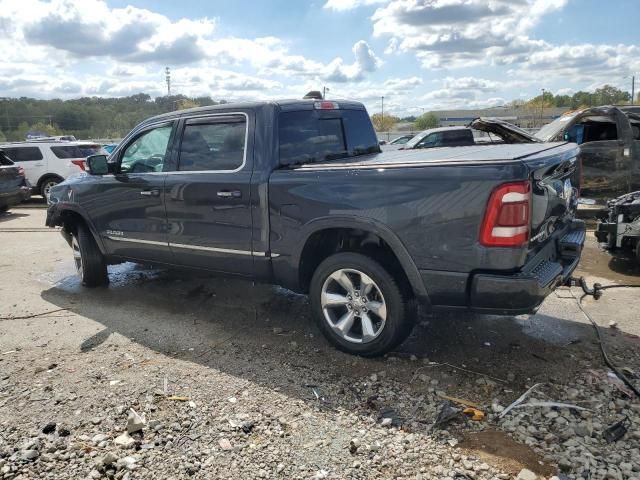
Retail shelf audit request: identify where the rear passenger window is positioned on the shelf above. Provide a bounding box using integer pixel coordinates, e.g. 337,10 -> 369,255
178,117 -> 246,172
51,145 -> 103,159
2,147 -> 43,162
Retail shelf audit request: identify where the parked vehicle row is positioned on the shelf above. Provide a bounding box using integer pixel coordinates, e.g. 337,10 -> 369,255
383,106 -> 640,199
46,98 -> 585,356
0,150 -> 31,213
0,140 -> 104,198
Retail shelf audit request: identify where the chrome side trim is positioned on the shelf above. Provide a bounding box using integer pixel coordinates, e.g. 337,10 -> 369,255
105,235 -> 279,257
170,242 -> 253,256
105,235 -> 168,247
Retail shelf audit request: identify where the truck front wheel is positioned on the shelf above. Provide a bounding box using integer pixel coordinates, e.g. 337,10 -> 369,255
72,223 -> 109,287
310,252 -> 414,357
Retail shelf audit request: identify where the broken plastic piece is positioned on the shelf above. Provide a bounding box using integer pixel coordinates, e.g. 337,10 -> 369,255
603,417 -> 631,443
499,383 -> 544,418
463,407 -> 485,421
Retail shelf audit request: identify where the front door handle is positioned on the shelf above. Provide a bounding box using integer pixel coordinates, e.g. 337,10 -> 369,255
217,190 -> 242,198
140,189 -> 160,197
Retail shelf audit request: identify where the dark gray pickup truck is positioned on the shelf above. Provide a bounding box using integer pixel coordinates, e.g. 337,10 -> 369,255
46,99 -> 585,356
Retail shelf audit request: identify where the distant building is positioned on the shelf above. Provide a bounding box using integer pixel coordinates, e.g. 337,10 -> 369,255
432,106 -> 570,129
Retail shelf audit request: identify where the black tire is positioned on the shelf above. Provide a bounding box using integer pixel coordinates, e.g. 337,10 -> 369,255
310,252 -> 415,357
40,176 -> 62,198
73,223 -> 109,287
0,205 -> 8,214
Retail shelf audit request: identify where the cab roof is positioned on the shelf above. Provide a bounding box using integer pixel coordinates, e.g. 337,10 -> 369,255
143,98 -> 367,125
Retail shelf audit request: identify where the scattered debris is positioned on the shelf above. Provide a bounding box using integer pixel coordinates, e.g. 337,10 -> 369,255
126,409 -> 146,434
166,396 -> 190,402
109,380 -> 120,386
587,369 -> 635,397
463,407 -> 485,421
218,438 -> 233,451
510,401 -> 592,413
349,438 -> 360,454
432,402 -> 461,429
439,394 -> 481,409
603,416 -> 631,443
42,422 -> 56,434
499,383 -> 544,418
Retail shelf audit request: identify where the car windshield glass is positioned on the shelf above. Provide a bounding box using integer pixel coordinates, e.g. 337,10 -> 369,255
536,113 -> 578,141
404,130 -> 430,149
279,109 -> 380,166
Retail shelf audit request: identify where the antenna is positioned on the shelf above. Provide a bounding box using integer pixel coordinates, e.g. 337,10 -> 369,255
165,67 -> 171,96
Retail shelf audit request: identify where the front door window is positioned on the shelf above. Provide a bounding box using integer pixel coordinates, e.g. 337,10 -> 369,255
120,125 -> 173,173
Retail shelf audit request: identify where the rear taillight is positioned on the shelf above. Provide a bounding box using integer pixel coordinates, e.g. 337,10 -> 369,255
17,166 -> 25,176
480,181 -> 531,247
71,159 -> 86,171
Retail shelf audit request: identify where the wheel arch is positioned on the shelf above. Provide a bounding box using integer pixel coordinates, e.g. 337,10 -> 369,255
293,217 -> 429,303
49,204 -> 107,255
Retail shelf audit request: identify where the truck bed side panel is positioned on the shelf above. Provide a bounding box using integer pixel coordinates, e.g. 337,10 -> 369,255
268,162 -> 529,294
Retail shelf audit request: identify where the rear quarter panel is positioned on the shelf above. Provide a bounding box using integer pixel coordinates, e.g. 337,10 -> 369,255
268,161 -> 530,281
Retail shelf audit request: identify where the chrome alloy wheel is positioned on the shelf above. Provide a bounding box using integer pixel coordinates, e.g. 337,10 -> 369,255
71,235 -> 83,279
320,268 -> 387,344
43,180 -> 58,199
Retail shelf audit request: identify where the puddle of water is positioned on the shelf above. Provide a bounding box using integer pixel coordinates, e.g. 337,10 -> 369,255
39,260 -> 167,293
576,236 -> 640,285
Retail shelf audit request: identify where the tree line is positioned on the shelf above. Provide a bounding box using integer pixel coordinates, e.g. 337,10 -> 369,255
0,94 -> 219,142
374,84 -> 638,132
0,84 -> 636,140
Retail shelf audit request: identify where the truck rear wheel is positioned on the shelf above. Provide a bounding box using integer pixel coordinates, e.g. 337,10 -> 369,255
310,252 -> 414,357
72,223 -> 109,287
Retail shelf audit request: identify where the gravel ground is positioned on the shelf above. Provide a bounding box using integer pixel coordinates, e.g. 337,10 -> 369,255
1,206 -> 639,480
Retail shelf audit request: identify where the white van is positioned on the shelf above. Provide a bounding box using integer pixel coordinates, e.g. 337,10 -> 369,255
0,141 -> 104,197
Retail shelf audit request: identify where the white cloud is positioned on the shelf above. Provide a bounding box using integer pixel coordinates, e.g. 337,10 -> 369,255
323,0 -> 388,11
371,0 -> 568,68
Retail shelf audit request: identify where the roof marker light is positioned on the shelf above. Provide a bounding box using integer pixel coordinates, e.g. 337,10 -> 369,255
314,101 -> 339,110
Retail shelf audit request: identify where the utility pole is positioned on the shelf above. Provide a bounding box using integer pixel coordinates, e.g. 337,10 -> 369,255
540,88 -> 545,128
165,67 -> 171,96
322,86 -> 329,99
381,96 -> 384,131
632,76 -> 635,105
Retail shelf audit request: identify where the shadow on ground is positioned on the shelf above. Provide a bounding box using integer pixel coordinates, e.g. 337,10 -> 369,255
40,262 -> 640,409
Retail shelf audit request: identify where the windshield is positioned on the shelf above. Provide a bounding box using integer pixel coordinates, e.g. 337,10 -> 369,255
535,113 -> 578,141
404,130 -> 430,149
279,109 -> 380,166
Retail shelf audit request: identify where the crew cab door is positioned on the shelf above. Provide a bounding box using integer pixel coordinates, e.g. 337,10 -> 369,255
164,112 -> 254,276
91,121 -> 175,263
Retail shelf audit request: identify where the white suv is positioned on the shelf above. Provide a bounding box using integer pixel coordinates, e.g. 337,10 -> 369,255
0,141 -> 104,197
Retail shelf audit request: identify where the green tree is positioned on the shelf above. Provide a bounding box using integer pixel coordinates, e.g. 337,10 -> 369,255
415,112 -> 439,130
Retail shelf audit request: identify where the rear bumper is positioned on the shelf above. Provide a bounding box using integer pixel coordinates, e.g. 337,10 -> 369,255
421,220 -> 586,315
0,186 -> 31,208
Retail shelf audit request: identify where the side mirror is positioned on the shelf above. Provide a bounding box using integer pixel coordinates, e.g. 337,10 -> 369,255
379,140 -> 387,145
86,154 -> 109,175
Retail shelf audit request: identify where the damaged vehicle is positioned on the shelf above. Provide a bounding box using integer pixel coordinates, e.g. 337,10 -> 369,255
595,190 -> 640,261
472,106 -> 640,198
46,98 -> 585,356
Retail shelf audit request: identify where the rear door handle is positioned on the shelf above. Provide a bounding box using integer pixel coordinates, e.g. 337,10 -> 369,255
217,190 -> 242,198
140,189 -> 160,197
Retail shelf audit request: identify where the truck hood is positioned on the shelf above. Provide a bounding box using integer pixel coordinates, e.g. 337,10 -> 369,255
470,117 -> 541,144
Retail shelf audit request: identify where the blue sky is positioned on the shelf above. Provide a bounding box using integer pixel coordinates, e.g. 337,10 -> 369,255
0,0 -> 638,116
